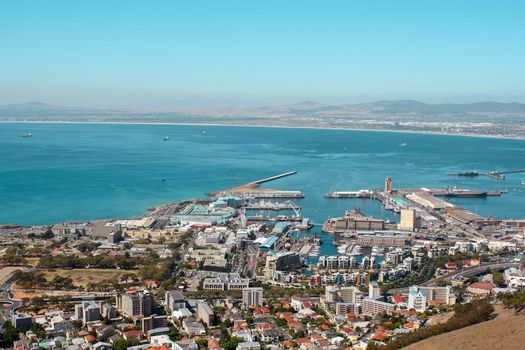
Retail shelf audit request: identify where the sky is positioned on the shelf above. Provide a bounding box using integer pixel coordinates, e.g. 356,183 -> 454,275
1,0 -> 524,108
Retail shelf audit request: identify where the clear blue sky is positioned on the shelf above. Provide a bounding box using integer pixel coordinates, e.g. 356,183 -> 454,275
1,0 -> 524,108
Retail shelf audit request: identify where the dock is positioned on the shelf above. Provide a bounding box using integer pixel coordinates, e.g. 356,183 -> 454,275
245,200 -> 301,211
243,191 -> 304,199
246,215 -> 303,222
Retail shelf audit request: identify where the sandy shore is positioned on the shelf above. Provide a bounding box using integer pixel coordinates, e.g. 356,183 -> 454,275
1,120 -> 524,141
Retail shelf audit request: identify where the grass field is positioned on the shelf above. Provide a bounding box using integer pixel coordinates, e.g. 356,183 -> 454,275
43,268 -> 138,287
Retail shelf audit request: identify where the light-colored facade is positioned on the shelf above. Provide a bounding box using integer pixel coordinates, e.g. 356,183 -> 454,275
242,287 -> 263,308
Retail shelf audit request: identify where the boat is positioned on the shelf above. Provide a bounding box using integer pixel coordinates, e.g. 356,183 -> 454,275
22,132 -> 32,137
447,171 -> 479,177
522,180 -> 525,186
202,131 -> 208,136
443,187 -> 487,198
164,136 -> 170,141
399,142 -> 407,147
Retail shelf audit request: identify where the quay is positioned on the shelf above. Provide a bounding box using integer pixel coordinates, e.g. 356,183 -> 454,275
245,200 -> 301,211
243,191 -> 304,199
246,215 -> 303,222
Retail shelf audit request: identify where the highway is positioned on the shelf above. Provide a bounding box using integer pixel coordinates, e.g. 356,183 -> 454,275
424,261 -> 520,286
389,260 -> 519,293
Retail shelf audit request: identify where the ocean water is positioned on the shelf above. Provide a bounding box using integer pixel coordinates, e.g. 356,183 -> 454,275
1,123 -> 525,232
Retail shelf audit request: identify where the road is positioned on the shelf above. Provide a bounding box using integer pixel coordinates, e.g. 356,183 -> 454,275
389,260 -> 519,293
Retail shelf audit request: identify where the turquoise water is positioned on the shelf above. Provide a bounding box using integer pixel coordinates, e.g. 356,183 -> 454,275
1,123 -> 525,229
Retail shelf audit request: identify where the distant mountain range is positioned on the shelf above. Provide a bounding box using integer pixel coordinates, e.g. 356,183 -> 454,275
1,99 -> 525,119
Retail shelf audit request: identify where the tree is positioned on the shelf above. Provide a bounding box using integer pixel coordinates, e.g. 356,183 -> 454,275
1,321 -> 19,345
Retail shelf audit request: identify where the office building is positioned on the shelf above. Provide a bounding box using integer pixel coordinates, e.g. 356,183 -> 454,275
11,314 -> 33,329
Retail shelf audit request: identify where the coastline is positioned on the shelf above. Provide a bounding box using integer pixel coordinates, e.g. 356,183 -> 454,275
1,119 -> 524,141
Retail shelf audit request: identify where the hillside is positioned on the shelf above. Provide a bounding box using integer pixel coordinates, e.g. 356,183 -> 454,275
402,305 -> 525,350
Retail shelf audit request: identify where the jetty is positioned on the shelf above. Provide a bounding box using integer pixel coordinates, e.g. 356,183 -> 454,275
209,171 -> 303,198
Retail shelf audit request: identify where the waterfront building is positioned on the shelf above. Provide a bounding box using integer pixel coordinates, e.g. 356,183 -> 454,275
357,233 -> 410,247
242,287 -> 263,308
398,209 -> 419,231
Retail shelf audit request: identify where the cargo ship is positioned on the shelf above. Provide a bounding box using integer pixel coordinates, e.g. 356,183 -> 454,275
443,187 -> 487,198
447,171 -> 479,177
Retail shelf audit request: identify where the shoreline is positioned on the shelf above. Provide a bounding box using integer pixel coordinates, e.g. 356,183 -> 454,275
1,119 -> 524,141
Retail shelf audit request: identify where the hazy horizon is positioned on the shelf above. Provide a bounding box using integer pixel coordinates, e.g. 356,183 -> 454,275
1,0 -> 525,108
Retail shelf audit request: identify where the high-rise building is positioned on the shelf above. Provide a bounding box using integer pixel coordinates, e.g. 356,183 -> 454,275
385,177 -> 392,193
242,287 -> 263,308
196,302 -> 215,326
399,209 -> 419,231
407,286 -> 427,312
117,291 -> 154,318
75,301 -> 101,325
141,314 -> 168,333
369,282 -> 381,298
11,314 -> 33,329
